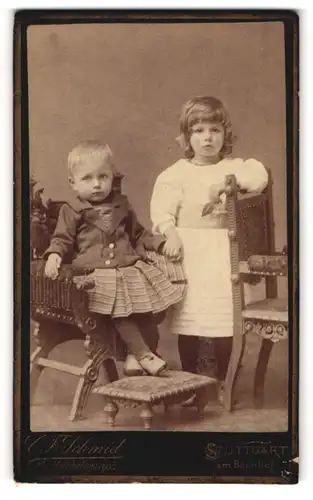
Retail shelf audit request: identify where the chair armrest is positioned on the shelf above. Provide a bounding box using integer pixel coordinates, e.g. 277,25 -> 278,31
31,260 -> 95,287
30,261 -> 96,328
246,254 -> 288,276
57,264 -> 95,290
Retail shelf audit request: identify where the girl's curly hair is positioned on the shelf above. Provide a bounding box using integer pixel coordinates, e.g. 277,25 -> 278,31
177,96 -> 236,159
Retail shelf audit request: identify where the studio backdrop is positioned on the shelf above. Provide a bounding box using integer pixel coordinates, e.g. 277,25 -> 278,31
28,21 -> 286,250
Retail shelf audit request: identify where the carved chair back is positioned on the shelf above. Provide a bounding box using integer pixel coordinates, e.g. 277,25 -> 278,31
224,170 -> 287,304
233,175 -> 275,262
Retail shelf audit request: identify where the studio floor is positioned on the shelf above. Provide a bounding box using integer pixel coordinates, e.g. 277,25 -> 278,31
30,323 -> 288,432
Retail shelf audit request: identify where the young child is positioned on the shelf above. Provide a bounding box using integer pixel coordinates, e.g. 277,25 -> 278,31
44,141 -> 186,376
150,96 -> 268,397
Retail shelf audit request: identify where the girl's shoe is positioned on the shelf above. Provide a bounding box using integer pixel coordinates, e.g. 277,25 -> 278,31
123,354 -> 145,377
217,381 -> 225,406
138,352 -> 167,376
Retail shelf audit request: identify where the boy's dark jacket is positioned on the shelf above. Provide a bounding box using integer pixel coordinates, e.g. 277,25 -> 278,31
44,193 -> 165,269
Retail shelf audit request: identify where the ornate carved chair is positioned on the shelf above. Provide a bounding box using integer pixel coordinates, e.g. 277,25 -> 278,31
221,172 -> 288,411
30,175 -> 124,421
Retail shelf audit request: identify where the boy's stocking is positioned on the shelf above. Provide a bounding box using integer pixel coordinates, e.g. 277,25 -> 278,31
113,317 -> 151,359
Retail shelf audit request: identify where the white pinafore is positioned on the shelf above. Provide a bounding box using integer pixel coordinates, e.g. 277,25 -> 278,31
150,157 -> 268,338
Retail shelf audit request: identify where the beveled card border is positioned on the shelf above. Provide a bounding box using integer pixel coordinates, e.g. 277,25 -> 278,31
13,9 -> 299,483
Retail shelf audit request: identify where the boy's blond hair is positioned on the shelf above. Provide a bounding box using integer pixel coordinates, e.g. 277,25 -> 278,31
68,141 -> 114,177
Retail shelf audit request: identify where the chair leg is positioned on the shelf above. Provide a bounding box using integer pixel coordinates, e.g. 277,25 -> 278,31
30,321 -> 62,400
253,338 -> 274,408
222,332 -> 246,412
69,346 -> 112,421
69,360 -> 100,421
30,318 -> 118,421
30,345 -> 53,399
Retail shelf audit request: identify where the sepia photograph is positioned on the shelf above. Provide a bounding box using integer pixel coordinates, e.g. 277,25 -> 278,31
14,10 -> 298,482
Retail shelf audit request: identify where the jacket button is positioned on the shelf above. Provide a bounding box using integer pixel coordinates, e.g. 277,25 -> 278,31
104,260 -> 111,265
109,252 -> 115,258
109,243 -> 115,249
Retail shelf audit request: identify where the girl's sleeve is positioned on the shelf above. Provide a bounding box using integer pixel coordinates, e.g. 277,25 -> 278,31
233,159 -> 269,192
150,168 -> 183,234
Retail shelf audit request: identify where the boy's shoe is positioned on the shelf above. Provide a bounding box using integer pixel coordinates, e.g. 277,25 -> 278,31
138,352 -> 167,376
123,354 -> 145,377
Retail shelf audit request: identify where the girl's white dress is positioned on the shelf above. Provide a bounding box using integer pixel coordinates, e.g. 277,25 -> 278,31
150,157 -> 268,338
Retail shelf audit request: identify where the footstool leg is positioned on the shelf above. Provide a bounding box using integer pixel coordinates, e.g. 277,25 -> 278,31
104,400 -> 119,427
140,404 -> 153,429
69,356 -> 102,421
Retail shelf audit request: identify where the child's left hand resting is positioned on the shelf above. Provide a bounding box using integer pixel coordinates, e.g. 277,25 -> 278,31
45,253 -> 62,279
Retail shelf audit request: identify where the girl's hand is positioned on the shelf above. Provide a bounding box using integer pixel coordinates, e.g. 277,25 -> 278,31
45,253 -> 62,279
202,183 -> 225,216
208,183 -> 225,203
162,227 -> 183,261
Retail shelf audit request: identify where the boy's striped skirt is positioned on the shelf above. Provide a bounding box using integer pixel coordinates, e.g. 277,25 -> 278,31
83,251 -> 187,318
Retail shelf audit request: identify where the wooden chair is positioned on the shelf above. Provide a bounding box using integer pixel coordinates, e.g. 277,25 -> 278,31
30,175 -> 124,421
222,172 -> 288,411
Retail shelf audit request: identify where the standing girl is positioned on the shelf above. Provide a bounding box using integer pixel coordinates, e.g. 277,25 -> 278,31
150,96 -> 268,394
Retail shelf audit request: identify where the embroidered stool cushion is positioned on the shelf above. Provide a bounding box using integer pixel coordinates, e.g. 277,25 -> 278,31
93,370 -> 217,429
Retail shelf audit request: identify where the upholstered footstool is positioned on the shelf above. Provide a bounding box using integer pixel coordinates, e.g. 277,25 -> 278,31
92,370 -> 217,429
